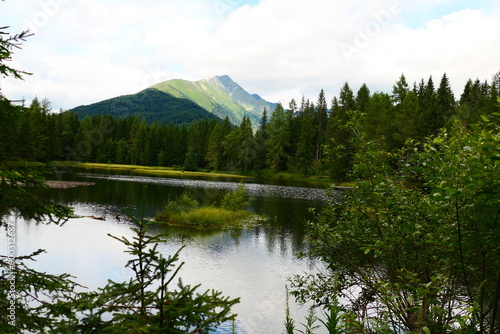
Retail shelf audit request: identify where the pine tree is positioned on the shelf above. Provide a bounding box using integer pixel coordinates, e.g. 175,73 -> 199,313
363,92 -> 393,142
133,119 -> 150,165
392,73 -> 409,106
339,82 -> 357,112
435,73 -> 455,129
315,89 -> 328,161
207,122 -> 225,170
394,91 -> 422,146
295,102 -> 315,176
237,115 -> 255,172
420,76 -> 438,135
266,103 -> 290,172
76,218 -> 240,332
356,83 -> 371,113
254,108 -> 269,171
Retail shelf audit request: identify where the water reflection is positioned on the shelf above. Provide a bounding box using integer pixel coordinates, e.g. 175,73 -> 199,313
77,173 -> 328,201
12,172 -> 332,333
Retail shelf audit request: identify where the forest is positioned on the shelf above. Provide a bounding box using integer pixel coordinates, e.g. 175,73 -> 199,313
1,73 -> 499,181
2,11 -> 500,332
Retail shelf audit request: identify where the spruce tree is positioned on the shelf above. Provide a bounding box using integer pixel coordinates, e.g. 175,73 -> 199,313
356,83 -> 371,113
435,73 -> 455,129
75,218 -> 240,333
315,89 -> 328,161
254,108 -> 269,171
266,103 -> 290,172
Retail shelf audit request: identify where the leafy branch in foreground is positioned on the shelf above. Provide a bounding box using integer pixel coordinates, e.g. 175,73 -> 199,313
291,116 -> 500,333
0,25 -> 33,80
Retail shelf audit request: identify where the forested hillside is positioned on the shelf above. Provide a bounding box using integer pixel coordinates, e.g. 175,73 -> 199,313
150,75 -> 276,128
2,73 -> 498,180
69,88 -> 223,125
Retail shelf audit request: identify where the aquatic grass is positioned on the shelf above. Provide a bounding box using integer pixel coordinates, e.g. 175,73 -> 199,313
170,207 -> 251,229
155,188 -> 264,230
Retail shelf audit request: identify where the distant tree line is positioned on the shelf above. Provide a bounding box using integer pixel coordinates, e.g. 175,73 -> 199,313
1,73 -> 498,180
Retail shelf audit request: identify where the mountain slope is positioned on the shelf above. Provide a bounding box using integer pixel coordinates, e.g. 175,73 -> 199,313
150,75 -> 276,128
70,88 -> 222,125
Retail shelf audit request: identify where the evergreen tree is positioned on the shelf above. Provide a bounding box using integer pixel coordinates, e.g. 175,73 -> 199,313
177,124 -> 189,166
237,115 -> 255,172
223,131 -> 239,170
254,108 -> 269,171
420,75 -> 438,135
295,102 -> 315,176
292,119 -> 500,333
1,23 -> 80,333
315,89 -> 328,161
133,119 -> 150,165
435,73 -> 455,129
76,219 -> 240,332
363,92 -> 394,146
266,103 -> 290,172
338,82 -> 357,112
391,73 -> 409,106
323,91 -> 356,180
394,91 -> 422,146
356,83 -> 371,113
207,122 -> 225,170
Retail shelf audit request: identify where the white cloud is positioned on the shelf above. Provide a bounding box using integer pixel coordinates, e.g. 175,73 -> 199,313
1,0 -> 499,110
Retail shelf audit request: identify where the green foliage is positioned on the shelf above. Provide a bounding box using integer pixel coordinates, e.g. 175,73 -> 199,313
291,117 -> 500,333
151,75 -> 275,130
266,103 -> 290,172
0,26 -> 32,79
220,184 -> 251,211
168,207 -> 250,229
284,286 -> 296,334
2,71 -> 499,181
159,192 -> 199,218
71,88 -> 222,126
0,248 -> 81,333
74,218 -> 240,332
298,308 -> 320,334
0,22 -> 83,333
319,301 -> 347,334
156,189 -> 254,229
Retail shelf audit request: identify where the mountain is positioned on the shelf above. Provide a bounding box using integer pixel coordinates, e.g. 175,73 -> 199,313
70,88 -> 223,125
150,75 -> 276,128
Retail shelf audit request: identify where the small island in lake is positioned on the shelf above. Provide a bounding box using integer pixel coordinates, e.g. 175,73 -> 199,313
155,185 -> 264,230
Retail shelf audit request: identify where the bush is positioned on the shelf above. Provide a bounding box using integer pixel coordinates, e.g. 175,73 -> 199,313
156,192 -> 199,221
220,184 -> 252,211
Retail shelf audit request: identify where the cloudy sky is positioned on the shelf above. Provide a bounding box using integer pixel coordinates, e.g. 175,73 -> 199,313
1,0 -> 499,111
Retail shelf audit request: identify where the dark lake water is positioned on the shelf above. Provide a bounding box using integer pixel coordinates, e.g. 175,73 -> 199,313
2,168 -> 335,333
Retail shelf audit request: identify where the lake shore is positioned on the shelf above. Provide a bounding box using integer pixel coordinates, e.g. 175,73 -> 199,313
53,161 -> 353,188
54,162 -> 252,179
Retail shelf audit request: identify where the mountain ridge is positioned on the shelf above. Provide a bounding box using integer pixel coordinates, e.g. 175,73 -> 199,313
70,75 -> 275,129
150,75 -> 276,127
69,88 -> 223,125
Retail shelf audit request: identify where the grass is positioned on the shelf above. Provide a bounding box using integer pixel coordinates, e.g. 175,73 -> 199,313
158,206 -> 254,230
155,188 -> 263,230
55,162 -> 251,179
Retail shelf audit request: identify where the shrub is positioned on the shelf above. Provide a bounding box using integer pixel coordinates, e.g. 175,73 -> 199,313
220,184 -> 252,211
156,192 -> 199,221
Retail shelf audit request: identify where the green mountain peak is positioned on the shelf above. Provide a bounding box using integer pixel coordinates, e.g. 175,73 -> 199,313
151,75 -> 276,128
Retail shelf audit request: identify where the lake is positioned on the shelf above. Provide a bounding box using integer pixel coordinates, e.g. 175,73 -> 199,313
3,168 -> 335,333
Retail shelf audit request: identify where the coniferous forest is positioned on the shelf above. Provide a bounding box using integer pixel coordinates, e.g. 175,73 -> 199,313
2,5 -> 500,332
1,73 -> 499,181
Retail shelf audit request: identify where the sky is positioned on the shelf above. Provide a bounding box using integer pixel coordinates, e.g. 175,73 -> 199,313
1,0 -> 499,111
